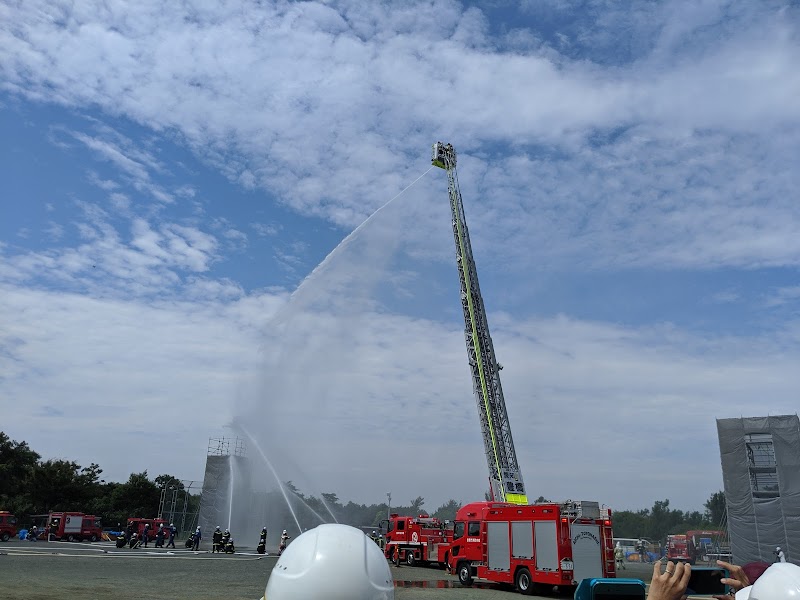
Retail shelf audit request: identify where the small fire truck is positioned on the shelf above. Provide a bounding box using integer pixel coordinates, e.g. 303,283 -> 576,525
449,500 -> 615,595
0,511 -> 18,542
381,514 -> 452,567
666,530 -> 726,564
127,517 -> 170,541
41,512 -> 103,542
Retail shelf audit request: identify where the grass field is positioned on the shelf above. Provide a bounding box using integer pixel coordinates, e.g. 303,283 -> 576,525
0,539 -> 657,600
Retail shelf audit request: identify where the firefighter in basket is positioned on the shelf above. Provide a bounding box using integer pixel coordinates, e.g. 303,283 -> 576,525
279,530 -> 290,555
257,527 -> 267,555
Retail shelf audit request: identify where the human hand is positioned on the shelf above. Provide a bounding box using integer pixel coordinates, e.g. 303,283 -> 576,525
647,560 -> 691,600
712,559 -> 748,599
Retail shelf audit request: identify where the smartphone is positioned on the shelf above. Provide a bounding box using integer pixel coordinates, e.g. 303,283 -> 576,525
686,567 -> 729,595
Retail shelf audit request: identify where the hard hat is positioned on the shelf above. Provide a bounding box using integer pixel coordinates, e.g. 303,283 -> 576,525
264,524 -> 393,600
283,530 -> 287,534
776,547 -> 782,552
736,562 -> 800,600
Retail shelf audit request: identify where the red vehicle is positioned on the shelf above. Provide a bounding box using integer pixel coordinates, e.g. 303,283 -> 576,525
381,514 -> 452,567
666,530 -> 726,564
40,512 -> 103,542
666,534 -> 691,562
0,511 -> 18,542
127,517 -> 169,541
449,500 -> 615,595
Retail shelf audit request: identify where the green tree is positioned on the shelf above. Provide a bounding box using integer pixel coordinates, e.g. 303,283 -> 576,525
410,496 -> 425,513
432,499 -> 461,521
704,491 -> 726,526
0,432 -> 40,508
112,471 -> 160,518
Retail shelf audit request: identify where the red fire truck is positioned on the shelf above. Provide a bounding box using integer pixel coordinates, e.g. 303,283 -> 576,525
40,512 -> 103,542
0,511 -> 18,542
449,500 -> 615,594
381,514 -> 452,567
127,517 -> 169,541
666,530 -> 726,564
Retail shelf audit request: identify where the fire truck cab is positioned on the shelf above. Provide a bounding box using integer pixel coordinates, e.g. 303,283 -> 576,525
449,500 -> 615,595
0,511 -> 18,541
41,512 -> 103,542
381,514 -> 452,567
127,517 -> 169,541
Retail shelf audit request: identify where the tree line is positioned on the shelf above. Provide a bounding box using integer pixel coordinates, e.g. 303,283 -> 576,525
1,431 -> 725,538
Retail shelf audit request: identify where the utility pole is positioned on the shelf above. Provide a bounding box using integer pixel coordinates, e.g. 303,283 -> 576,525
386,492 -> 391,520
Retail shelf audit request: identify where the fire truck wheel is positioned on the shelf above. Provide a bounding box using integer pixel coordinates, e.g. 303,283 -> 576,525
405,551 -> 416,566
457,562 -> 473,586
515,567 -> 534,595
0,533 -> 9,542
67,534 -> 76,542
90,534 -> 98,542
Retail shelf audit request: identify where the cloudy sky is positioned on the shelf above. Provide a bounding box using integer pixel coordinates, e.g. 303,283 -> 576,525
2,0 -> 800,516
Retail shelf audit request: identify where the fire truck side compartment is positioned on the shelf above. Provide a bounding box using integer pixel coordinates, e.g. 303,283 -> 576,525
487,521 -> 511,571
534,521 -> 559,571
511,521 -> 533,559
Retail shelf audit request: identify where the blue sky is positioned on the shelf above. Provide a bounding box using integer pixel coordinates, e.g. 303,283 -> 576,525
2,0 -> 800,514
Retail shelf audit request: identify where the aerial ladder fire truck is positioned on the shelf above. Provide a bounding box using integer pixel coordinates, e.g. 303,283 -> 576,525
431,142 -> 615,593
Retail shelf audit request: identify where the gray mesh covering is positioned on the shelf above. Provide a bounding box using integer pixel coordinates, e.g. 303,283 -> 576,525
717,415 -> 800,565
198,455 -> 268,544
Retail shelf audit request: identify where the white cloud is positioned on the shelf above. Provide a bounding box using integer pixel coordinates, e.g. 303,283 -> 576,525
2,0 -> 800,516
3,270 -> 799,511
1,0 -> 798,271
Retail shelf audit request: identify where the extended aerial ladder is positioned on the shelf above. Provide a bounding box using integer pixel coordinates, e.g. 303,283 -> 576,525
432,142 -> 528,505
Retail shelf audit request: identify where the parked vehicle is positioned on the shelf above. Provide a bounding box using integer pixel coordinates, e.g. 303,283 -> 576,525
449,500 -> 615,594
381,514 -> 452,567
0,511 -> 18,542
126,517 -> 169,541
34,512 -> 103,542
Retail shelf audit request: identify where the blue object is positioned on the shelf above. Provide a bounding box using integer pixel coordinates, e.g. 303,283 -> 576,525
19,528 -> 28,540
574,578 -> 646,600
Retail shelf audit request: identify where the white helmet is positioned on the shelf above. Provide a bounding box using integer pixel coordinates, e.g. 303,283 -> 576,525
264,524 -> 393,600
736,562 -> 800,600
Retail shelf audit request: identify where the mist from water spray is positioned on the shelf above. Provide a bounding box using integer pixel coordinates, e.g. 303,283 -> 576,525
287,488 -> 327,523
318,495 -> 339,524
237,424 -> 302,532
227,165 -> 435,534
228,455 -> 235,531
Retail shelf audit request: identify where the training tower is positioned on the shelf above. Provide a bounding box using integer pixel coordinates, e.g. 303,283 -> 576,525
198,436 -> 259,537
432,142 -> 527,505
717,414 -> 800,565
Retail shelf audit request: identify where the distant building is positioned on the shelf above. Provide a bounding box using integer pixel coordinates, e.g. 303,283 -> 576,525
717,415 -> 800,565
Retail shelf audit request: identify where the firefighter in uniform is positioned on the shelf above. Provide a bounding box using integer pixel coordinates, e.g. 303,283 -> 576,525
221,529 -> 231,553
279,530 -> 290,555
212,526 -> 223,553
615,541 -> 625,570
257,527 -> 268,554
